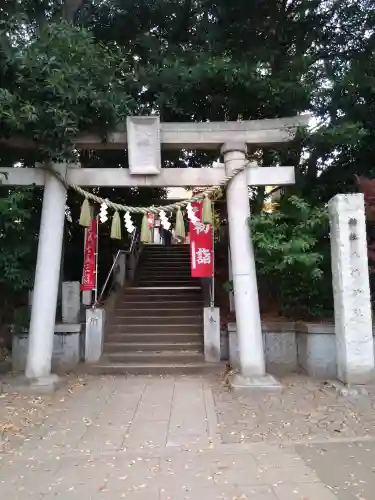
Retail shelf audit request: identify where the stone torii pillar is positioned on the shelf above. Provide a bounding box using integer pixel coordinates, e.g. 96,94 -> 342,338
222,144 -> 280,390
25,164 -> 67,389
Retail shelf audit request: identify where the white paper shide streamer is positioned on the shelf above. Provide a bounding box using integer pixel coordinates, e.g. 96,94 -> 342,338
99,202 -> 108,223
187,202 -> 199,224
124,211 -> 135,233
159,210 -> 171,230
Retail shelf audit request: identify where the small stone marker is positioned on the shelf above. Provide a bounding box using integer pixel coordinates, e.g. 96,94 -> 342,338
204,307 -> 221,362
62,281 -> 80,323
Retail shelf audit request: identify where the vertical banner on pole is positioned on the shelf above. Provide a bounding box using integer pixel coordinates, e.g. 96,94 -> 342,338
81,218 -> 98,291
189,202 -> 214,278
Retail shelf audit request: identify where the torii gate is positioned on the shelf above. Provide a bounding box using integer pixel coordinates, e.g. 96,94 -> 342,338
1,115 -> 309,389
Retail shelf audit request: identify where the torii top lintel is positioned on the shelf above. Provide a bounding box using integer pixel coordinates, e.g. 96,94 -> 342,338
78,115 -> 309,150
1,115 -> 309,151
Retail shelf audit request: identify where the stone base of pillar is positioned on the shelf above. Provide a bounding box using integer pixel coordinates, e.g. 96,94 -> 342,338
229,373 -> 282,393
9,374 -> 63,394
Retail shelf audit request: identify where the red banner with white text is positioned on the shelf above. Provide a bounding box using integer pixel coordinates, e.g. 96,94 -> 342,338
189,202 -> 214,278
81,218 -> 98,291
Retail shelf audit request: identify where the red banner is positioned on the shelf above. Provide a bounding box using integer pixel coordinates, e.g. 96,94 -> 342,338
189,202 -> 214,278
81,219 -> 98,291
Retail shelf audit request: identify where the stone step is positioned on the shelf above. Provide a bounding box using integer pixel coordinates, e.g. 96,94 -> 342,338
117,294 -> 203,309
112,308 -> 202,318
136,274 -> 194,279
137,270 -> 192,276
141,248 -> 190,253
108,323 -> 202,334
142,245 -> 189,251
138,261 -> 191,267
140,263 -> 190,268
140,259 -> 190,262
141,249 -> 189,253
123,287 -> 201,294
138,265 -> 191,271
136,281 -> 197,287
138,271 -> 192,277
103,341 -> 203,353
137,273 -> 192,279
140,253 -> 190,258
143,250 -> 189,255
142,251 -> 190,256
140,262 -> 190,266
117,298 -> 202,307
116,300 -> 203,310
140,257 -> 190,263
142,252 -> 190,256
103,351 -> 204,364
139,261 -> 191,267
106,332 -> 202,343
88,362 -> 220,376
111,315 -> 202,326
134,286 -> 198,291
118,295 -> 202,304
137,274 -> 192,280
143,244 -> 189,248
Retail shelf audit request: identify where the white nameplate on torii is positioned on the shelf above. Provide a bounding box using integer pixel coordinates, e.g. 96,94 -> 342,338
127,116 -> 161,175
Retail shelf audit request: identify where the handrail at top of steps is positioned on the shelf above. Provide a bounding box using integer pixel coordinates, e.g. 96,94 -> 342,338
96,229 -> 140,306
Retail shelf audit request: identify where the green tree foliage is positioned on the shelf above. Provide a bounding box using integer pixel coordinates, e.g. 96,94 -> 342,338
2,0 -> 375,180
0,186 -> 40,311
0,21 -> 136,158
296,0 -> 375,201
250,197 -> 332,318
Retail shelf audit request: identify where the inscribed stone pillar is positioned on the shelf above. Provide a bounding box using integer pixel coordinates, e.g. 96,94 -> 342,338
62,281 -> 80,323
26,164 -> 67,382
328,193 -> 375,384
222,143 -> 266,378
203,307 -> 221,362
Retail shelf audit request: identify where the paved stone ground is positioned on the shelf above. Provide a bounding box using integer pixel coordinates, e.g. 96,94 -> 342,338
214,375 -> 375,444
0,374 -> 375,499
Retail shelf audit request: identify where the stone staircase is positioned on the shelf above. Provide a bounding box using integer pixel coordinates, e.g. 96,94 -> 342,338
94,244 -> 209,374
